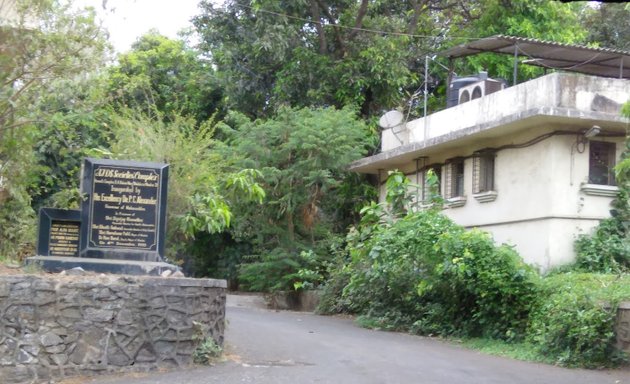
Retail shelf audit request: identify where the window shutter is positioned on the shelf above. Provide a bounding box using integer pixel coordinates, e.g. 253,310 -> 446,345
444,164 -> 453,199
473,152 -> 495,193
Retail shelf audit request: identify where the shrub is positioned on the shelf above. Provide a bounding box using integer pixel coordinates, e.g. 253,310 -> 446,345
239,240 -> 336,293
529,273 -> 630,367
575,218 -> 630,273
336,208 -> 540,340
430,230 -> 540,340
341,210 -> 460,326
192,321 -> 223,365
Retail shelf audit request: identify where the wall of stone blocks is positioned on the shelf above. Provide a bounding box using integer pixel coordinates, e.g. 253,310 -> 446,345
0,274 -> 226,383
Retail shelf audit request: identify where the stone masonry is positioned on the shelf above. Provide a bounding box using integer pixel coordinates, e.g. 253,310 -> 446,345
0,274 -> 226,383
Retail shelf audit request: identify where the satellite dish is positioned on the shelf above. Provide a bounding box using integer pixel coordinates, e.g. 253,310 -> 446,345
378,110 -> 404,129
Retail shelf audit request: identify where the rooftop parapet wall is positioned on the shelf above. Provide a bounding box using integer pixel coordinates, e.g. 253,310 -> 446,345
382,73 -> 630,152
0,274 -> 226,383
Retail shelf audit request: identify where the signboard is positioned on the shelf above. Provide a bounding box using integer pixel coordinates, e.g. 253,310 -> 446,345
80,158 -> 168,261
37,208 -> 81,257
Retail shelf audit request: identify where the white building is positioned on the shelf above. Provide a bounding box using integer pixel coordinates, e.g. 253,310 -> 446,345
350,37 -> 630,271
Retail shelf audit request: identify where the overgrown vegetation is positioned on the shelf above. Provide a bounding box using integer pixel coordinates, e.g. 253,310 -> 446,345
0,0 -> 109,261
218,106 -> 373,291
529,273 -> 630,368
1,0 -> 629,370
319,171 -> 630,368
321,173 -> 539,341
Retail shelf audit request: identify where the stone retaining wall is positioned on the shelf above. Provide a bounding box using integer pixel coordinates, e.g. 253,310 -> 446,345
0,274 -> 226,383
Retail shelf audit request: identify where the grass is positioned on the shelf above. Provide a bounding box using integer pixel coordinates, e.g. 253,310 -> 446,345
457,338 -> 553,364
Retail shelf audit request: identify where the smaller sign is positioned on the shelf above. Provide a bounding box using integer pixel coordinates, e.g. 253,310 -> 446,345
37,208 -> 81,257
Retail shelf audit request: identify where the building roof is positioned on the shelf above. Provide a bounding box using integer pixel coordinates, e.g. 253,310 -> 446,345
349,73 -> 629,174
439,35 -> 630,79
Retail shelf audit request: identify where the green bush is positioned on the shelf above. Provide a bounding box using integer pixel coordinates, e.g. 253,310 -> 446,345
575,218 -> 630,273
319,171 -> 629,368
335,208 -> 539,340
341,210 -> 459,328
429,230 -> 539,340
529,273 -> 630,367
239,243 -> 334,293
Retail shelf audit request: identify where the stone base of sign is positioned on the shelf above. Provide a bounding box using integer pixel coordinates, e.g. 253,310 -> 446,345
25,256 -> 180,276
0,274 -> 226,384
615,302 -> 630,355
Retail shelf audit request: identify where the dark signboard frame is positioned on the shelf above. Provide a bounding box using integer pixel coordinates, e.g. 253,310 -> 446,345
80,158 -> 169,262
37,208 -> 81,257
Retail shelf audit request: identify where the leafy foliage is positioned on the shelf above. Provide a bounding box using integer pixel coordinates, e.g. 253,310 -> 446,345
106,110 -> 264,264
581,2 -> 630,51
107,32 -> 223,122
322,172 -> 539,340
575,218 -> 629,273
223,106 -> 372,291
428,230 -> 539,340
192,321 -> 223,364
0,0 -> 109,260
455,0 -> 587,85
529,273 -> 630,368
192,0 -> 477,118
29,76 -> 113,209
321,173 -> 630,368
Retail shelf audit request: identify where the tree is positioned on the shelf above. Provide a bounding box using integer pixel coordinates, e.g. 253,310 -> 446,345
107,32 -> 224,123
106,109 -> 264,265
0,0 -> 109,137
28,75 -> 113,210
216,106 -> 372,291
580,2 -> 630,51
192,0 -> 478,118
451,0 -> 588,85
0,0 -> 109,259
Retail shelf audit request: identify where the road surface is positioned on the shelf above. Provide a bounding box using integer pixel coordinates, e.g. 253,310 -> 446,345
85,294 -> 629,384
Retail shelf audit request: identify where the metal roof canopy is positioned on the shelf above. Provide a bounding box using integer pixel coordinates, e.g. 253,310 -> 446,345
439,35 -> 630,81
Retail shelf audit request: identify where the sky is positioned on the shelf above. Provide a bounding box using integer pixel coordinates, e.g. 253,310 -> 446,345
75,0 -> 208,53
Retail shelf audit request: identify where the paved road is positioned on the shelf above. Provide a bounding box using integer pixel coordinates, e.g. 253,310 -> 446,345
86,295 -> 629,384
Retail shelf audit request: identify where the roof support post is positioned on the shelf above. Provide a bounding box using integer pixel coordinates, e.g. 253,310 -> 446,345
620,56 -> 624,79
513,44 -> 518,86
447,57 -> 454,104
422,55 -> 429,117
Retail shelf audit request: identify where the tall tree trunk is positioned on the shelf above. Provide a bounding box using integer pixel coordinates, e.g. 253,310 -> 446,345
314,0 -> 346,57
287,211 -> 295,242
348,0 -> 369,39
310,0 -> 327,54
407,0 -> 428,35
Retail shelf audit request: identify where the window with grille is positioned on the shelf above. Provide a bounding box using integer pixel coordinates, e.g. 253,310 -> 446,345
473,153 -> 495,193
444,158 -> 464,199
588,141 -> 616,186
422,165 -> 442,203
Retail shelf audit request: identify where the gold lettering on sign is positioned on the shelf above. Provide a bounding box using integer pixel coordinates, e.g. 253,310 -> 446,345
89,165 -> 161,250
49,222 -> 80,257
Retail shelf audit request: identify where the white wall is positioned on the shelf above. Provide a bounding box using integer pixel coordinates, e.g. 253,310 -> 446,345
378,130 -> 623,271
380,73 -> 629,151
370,73 -> 629,270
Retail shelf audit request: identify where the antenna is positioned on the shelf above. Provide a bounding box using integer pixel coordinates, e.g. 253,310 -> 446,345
378,110 -> 404,129
378,110 -> 406,145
